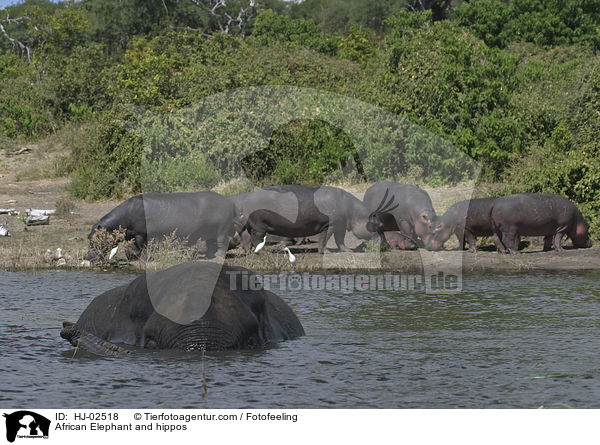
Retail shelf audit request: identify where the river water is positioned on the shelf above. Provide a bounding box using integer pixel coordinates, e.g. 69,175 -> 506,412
0,269 -> 598,408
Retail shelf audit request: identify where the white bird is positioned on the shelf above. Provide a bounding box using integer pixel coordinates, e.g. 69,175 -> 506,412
254,235 -> 267,253
283,247 -> 296,265
0,224 -> 10,237
108,246 -> 119,260
55,248 -> 63,259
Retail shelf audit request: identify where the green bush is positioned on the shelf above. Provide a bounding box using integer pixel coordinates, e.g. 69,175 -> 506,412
456,0 -> 600,49
250,9 -> 339,55
242,119 -> 361,186
381,18 -> 523,178
142,154 -> 221,192
68,108 -> 143,199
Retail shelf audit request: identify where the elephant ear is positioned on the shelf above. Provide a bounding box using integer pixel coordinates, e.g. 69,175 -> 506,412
262,290 -> 305,342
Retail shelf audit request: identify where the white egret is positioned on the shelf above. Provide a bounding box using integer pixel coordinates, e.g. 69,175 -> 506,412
283,247 -> 296,265
254,235 -> 267,253
108,246 -> 119,260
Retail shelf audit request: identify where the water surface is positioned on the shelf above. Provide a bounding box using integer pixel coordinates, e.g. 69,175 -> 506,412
1,269 -> 598,408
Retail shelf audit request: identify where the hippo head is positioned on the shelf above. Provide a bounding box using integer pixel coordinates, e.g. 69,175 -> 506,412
423,220 -> 452,251
572,222 -> 592,248
414,209 -> 436,238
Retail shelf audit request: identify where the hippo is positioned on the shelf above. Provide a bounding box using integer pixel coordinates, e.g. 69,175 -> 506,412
229,192 -> 321,250
86,191 -> 239,259
384,231 -> 418,250
490,193 -> 592,254
61,262 -> 305,353
423,198 -> 497,252
363,181 -> 436,245
241,185 -> 396,253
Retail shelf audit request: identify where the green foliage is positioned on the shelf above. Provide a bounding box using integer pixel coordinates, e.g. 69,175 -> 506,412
242,119 -> 360,185
250,9 -> 339,55
456,0 -> 600,49
68,108 -> 143,200
142,155 -> 221,193
384,10 -> 432,32
337,24 -> 375,63
382,18 -> 523,177
0,77 -> 58,139
288,0 -> 408,33
110,38 -> 184,108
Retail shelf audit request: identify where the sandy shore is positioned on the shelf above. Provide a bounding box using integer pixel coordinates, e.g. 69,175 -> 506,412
1,145 -> 598,273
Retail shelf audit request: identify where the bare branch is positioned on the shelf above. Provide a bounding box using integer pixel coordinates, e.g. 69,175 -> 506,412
191,0 -> 258,36
0,13 -> 32,63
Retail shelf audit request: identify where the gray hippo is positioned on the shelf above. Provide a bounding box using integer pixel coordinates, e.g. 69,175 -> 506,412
423,198 -> 497,252
86,191 -> 239,259
229,192 -> 304,249
241,185 -> 395,253
61,262 -> 305,353
490,193 -> 592,254
363,181 -> 436,246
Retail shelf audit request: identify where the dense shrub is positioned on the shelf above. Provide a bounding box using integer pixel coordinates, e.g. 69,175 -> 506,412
250,9 -> 339,55
68,108 -> 143,199
456,0 -> 600,49
381,17 -> 524,178
242,119 -> 361,185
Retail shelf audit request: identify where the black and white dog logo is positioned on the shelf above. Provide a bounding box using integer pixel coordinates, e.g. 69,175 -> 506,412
3,411 -> 50,442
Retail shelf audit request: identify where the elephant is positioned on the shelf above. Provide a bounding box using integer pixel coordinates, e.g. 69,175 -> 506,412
61,262 -> 305,353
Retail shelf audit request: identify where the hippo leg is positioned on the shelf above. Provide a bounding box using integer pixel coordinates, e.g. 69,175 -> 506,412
502,232 -> 520,254
205,239 -> 217,259
318,228 -> 331,253
240,229 -> 252,252
493,232 -> 507,254
134,235 -> 145,254
553,231 -> 565,252
465,232 -> 477,252
215,233 -> 229,257
333,224 -> 351,252
543,235 -> 553,252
